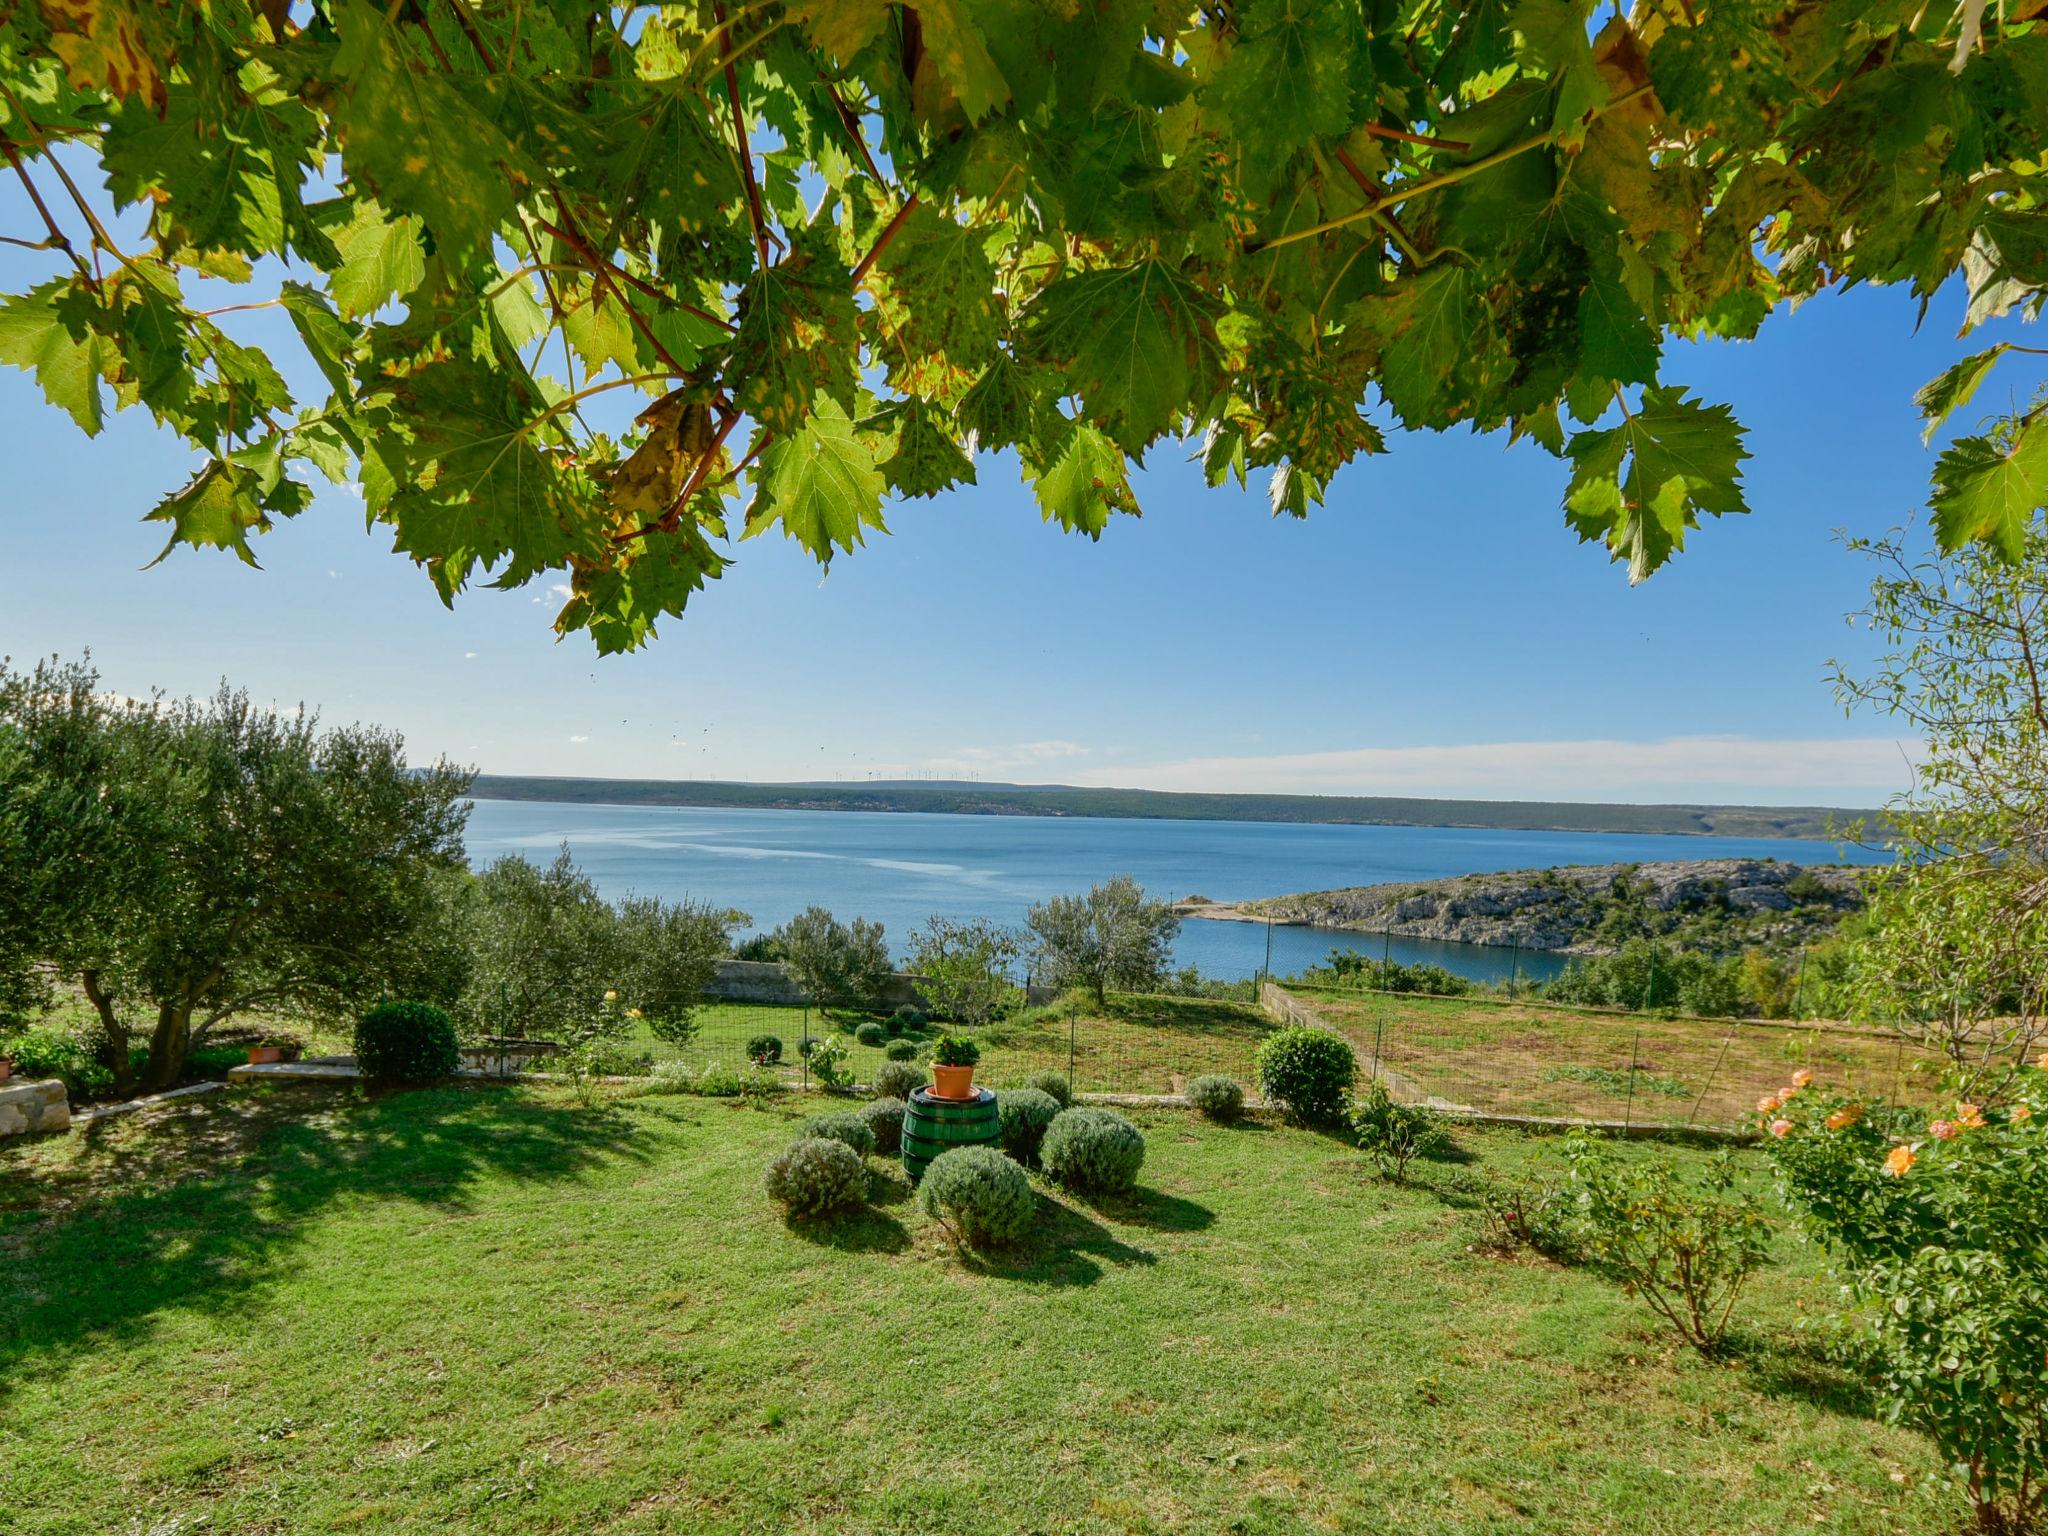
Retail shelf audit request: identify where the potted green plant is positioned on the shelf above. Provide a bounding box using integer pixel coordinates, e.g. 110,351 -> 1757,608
0,1051 -> 13,1082
246,1036 -> 302,1066
928,1034 -> 981,1100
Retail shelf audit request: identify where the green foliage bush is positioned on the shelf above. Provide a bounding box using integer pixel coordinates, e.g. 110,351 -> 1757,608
889,1004 -> 926,1034
0,1024 -> 113,1096
1041,1107 -> 1145,1195
854,1021 -> 886,1047
917,1146 -> 1035,1248
646,1060 -> 782,1099
1350,1082 -> 1451,1181
1255,1027 -> 1355,1125
731,932 -> 785,963
746,1033 -> 783,1065
1763,1066 -> 2048,1531
1317,952 -> 1473,996
773,906 -> 890,1012
859,1096 -> 907,1156
929,1033 -> 979,1067
799,1111 -> 876,1160
806,1034 -> 853,1089
764,1137 -> 867,1219
1565,1133 -> 1773,1358
1471,1174 -> 1582,1261
1185,1074 -> 1243,1121
1022,1069 -> 1072,1108
869,1059 -> 924,1101
996,1088 -> 1061,1163
354,1001 -> 460,1085
884,1038 -> 919,1062
1543,939 -> 1748,1019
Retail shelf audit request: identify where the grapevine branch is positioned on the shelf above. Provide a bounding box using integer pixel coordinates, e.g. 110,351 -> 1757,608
1,142 -> 89,278
852,194 -> 921,285
716,0 -> 774,272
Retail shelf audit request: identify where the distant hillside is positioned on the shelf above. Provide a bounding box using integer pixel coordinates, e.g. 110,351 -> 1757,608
1183,859 -> 1870,956
467,774 -> 1878,841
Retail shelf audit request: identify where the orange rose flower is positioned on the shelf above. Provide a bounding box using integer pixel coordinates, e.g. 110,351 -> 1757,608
1791,1069 -> 1814,1089
2012,1104 -> 2033,1122
1825,1105 -> 1862,1131
1930,1119 -> 1958,1140
1758,1094 -> 1781,1114
1883,1145 -> 1915,1177
1769,1118 -> 1794,1138
1956,1104 -> 1986,1129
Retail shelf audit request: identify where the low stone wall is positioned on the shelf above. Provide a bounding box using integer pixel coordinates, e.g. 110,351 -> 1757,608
707,959 -> 929,1011
0,1077 -> 70,1138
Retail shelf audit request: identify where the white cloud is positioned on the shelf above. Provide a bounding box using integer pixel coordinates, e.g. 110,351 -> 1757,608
567,734 -> 590,745
533,582 -> 574,606
1062,735 -> 1921,804
464,651 -> 478,660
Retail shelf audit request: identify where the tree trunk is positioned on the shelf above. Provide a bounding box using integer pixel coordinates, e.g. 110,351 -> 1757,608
79,969 -> 135,1095
140,998 -> 194,1093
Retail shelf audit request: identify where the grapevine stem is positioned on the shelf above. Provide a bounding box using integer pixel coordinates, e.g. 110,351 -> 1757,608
1361,122 -> 1471,153
532,219 -> 736,331
1329,146 -> 1428,268
1253,84 -> 1655,254
443,0 -> 500,71
816,70 -> 888,185
0,142 -> 89,278
716,0 -> 774,272
546,193 -> 698,377
852,194 -> 921,285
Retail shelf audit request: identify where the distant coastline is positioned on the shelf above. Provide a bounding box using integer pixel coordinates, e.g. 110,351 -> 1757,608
467,774 -> 1880,842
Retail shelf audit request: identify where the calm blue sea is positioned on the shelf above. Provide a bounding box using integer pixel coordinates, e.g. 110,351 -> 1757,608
461,799 -> 1885,985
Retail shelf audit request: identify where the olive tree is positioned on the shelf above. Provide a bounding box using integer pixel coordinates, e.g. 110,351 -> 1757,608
905,917 -> 1022,1028
1026,876 -> 1180,1007
773,906 -> 890,1014
0,656 -> 473,1094
1831,504 -> 2048,1087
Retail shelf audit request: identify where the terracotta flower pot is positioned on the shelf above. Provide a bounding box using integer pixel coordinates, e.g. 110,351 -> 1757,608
247,1044 -> 285,1065
0,1056 -> 13,1082
930,1063 -> 975,1100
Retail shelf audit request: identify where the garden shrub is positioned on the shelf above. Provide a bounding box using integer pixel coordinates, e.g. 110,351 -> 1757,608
1350,1082 -> 1451,1180
917,1145 -> 1035,1248
860,1096 -> 907,1155
1564,1132 -> 1772,1358
0,1024 -> 113,1096
996,1088 -> 1061,1163
1255,1027 -> 1355,1125
1185,1074 -> 1243,1121
799,1111 -> 876,1160
647,1060 -> 783,1099
746,1033 -> 783,1065
929,1033 -> 979,1067
1022,1069 -> 1072,1108
1763,1066 -> 2048,1533
1470,1174 -> 1582,1262
807,1034 -> 853,1089
891,1004 -> 927,1033
354,1000 -> 460,1084
884,1038 -> 918,1062
1041,1107 -> 1145,1195
854,1021 -> 886,1047
764,1137 -> 867,1219
869,1059 -> 925,1101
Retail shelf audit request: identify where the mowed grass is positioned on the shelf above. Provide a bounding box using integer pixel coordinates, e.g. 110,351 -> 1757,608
639,993 -> 1274,1097
0,1083 -> 1947,1534
1286,985 -> 1949,1128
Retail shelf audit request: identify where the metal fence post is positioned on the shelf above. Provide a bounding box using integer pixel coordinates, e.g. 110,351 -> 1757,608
1370,1014 -> 1384,1083
801,1003 -> 809,1092
1624,1027 -> 1641,1132
1509,933 -> 1521,1000
1068,1003 -> 1076,1087
1688,1032 -> 1735,1127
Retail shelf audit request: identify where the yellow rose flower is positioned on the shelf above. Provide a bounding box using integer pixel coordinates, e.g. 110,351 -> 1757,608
603,989 -> 619,1004
1883,1145 -> 1915,1177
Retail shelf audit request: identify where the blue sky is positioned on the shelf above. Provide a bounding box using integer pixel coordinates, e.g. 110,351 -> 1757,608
1,165 -> 2024,806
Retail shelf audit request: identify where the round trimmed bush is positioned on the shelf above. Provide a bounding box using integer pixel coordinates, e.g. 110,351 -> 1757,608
854,1021 -> 887,1047
997,1088 -> 1061,1163
1255,1026 -> 1356,1125
891,1005 -> 928,1034
917,1146 -> 1035,1248
764,1137 -> 867,1218
860,1095 -> 907,1155
1186,1074 -> 1245,1121
353,1001 -> 460,1085
797,1035 -> 818,1059
746,1033 -> 783,1065
870,1059 -> 925,1101
884,1038 -> 919,1062
1041,1107 -> 1145,1194
1022,1069 -> 1073,1108
799,1111 -> 876,1159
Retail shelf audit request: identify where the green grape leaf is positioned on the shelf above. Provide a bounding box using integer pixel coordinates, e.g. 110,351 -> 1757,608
278,283 -> 357,398
1564,388 -> 1750,582
1025,417 -> 1137,537
743,397 -> 888,562
0,279 -> 113,436
1915,345 -> 2011,445
320,198 -> 426,321
559,525 -> 729,656
730,244 -> 862,437
1021,261 -> 1224,455
1930,421 -> 2048,563
869,397 -> 977,499
1207,0 -> 1357,164
957,354 -> 1039,452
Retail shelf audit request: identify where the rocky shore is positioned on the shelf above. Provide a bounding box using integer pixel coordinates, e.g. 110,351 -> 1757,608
1177,859 -> 1867,956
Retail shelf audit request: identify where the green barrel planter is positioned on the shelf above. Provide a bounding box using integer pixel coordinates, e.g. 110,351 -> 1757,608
902,1086 -> 1000,1183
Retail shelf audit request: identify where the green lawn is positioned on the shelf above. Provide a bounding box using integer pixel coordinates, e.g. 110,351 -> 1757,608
0,1082 -> 1947,1534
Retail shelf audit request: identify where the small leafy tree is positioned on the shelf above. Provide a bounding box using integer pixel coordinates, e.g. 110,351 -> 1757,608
905,916 -> 1021,1028
611,893 -> 742,1048
1763,1068 -> 2048,1535
1831,512 -> 2048,1090
1026,875 -> 1179,1006
1563,1134 -> 1774,1358
0,656 -> 471,1094
773,906 -> 890,1014
1350,1082 -> 1451,1181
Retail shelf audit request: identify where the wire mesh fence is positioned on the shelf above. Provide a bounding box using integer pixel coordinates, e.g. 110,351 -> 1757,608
624,969 -> 1972,1132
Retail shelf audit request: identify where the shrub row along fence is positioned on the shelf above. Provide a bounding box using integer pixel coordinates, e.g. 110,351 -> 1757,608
626,976 -> 1969,1130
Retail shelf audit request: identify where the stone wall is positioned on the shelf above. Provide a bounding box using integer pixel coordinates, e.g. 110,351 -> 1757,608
706,959 -> 930,1010
0,1077 -> 70,1138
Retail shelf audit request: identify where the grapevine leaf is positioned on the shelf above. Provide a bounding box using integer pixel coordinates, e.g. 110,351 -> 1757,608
1915,345 -> 2010,445
278,283 -> 357,398
319,198 -> 426,321
0,280 -> 113,436
1208,0 -> 1357,164
559,525 -> 729,656
743,397 -> 887,563
1025,417 -> 1137,537
1564,388 -> 1750,581
730,242 -> 862,437
1930,422 -> 2048,562
867,397 -> 978,499
957,355 -> 1038,452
